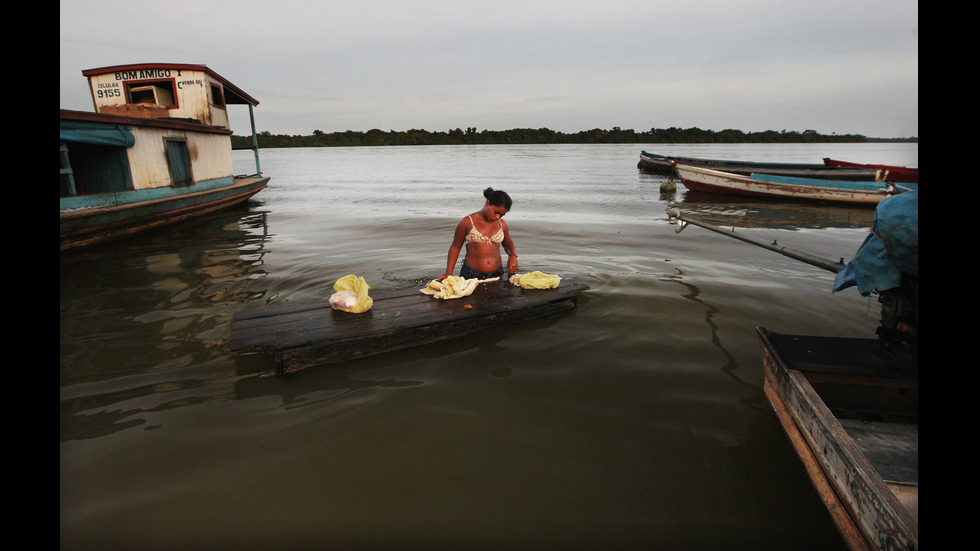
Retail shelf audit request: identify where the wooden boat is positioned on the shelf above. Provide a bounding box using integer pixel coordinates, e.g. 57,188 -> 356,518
638,151 -> 882,180
758,328 -> 917,551
823,158 -> 918,183
230,279 -> 590,376
60,63 -> 270,253
671,189 -> 918,550
674,164 -> 903,205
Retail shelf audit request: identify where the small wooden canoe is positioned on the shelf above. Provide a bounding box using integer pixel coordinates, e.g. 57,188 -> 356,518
758,327 -> 917,551
822,158 -> 918,183
230,280 -> 590,375
674,164 -> 902,205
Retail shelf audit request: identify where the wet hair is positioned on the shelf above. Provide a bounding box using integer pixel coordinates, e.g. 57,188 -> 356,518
483,187 -> 512,210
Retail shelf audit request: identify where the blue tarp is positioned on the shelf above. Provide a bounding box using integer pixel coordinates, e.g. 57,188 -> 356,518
833,190 -> 918,295
60,119 -> 135,147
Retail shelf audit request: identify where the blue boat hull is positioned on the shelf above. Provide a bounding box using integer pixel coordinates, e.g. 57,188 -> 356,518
750,173 -> 917,193
60,176 -> 269,252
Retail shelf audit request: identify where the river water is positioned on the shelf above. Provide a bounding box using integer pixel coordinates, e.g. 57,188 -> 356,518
61,142 -> 917,550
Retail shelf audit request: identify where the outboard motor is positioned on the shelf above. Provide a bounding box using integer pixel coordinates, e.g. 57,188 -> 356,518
874,272 -> 918,364
668,189 -> 919,367
833,190 -> 918,366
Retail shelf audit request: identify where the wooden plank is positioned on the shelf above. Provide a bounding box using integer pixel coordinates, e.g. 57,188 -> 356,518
277,297 -> 577,375
758,332 -> 917,378
231,280 -> 587,349
838,418 -> 918,485
230,280 -> 589,375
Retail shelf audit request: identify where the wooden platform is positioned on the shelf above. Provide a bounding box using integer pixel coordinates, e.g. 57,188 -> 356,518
758,327 -> 917,551
231,280 -> 589,375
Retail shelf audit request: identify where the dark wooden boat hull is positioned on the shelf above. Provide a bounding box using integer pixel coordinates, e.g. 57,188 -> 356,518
231,280 -> 590,375
638,152 -> 881,180
758,327 -> 917,551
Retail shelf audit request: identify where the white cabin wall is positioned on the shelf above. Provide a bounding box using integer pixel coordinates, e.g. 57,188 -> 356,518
127,127 -> 172,190
175,73 -> 211,124
189,133 -> 234,181
126,127 -> 234,190
209,105 -> 230,128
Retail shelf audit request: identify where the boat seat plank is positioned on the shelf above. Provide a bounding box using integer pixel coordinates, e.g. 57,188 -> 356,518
837,418 -> 918,484
763,332 -> 917,378
839,417 -> 919,522
230,280 -> 589,375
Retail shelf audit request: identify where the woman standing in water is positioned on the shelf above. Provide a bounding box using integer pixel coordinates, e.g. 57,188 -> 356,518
438,187 -> 518,280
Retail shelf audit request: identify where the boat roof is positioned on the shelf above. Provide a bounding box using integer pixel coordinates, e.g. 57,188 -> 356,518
81,63 -> 260,106
60,109 -> 234,135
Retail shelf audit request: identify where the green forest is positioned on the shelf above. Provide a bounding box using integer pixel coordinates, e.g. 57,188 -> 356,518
231,126 -> 914,149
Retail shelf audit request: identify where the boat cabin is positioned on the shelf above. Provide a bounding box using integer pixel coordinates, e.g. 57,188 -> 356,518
82,63 -> 259,129
61,64 -> 264,204
60,63 -> 269,252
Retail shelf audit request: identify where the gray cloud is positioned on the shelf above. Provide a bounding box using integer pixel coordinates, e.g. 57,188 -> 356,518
60,0 -> 918,138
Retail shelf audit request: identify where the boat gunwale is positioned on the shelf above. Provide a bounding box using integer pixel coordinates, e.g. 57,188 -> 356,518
60,176 -> 269,220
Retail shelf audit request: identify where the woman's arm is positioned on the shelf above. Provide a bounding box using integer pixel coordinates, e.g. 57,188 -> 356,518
439,218 -> 468,280
501,220 -> 518,273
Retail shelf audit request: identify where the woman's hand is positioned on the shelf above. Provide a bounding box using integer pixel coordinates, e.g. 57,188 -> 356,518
506,255 -> 518,274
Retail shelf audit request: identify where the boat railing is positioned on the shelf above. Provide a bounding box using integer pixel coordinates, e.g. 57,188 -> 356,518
232,103 -> 263,176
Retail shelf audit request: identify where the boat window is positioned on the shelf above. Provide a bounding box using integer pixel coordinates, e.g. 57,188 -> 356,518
125,80 -> 176,107
60,141 -> 133,195
210,83 -> 225,108
164,139 -> 193,187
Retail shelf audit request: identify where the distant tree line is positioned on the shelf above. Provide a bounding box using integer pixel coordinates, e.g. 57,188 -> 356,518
232,126 -> 915,149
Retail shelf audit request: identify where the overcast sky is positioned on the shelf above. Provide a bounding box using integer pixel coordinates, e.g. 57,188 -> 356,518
60,0 -> 918,138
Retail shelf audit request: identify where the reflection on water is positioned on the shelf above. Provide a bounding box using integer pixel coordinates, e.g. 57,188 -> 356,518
61,208 -> 272,382
61,143 -> 914,550
648,176 -> 879,231
61,207 -> 275,444
674,191 -> 876,230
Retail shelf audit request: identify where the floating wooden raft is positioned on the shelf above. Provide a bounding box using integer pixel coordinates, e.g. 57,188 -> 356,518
230,280 -> 590,375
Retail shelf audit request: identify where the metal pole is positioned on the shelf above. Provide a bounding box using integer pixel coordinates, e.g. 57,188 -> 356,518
248,104 -> 261,176
667,209 -> 846,273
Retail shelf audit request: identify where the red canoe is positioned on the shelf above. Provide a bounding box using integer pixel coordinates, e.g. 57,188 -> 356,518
823,158 -> 918,183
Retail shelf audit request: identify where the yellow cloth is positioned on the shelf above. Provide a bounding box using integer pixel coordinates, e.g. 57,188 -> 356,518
511,271 -> 561,289
420,276 -> 500,299
331,275 -> 373,313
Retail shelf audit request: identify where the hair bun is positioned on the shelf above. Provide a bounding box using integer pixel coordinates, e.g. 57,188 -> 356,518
483,187 -> 512,210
